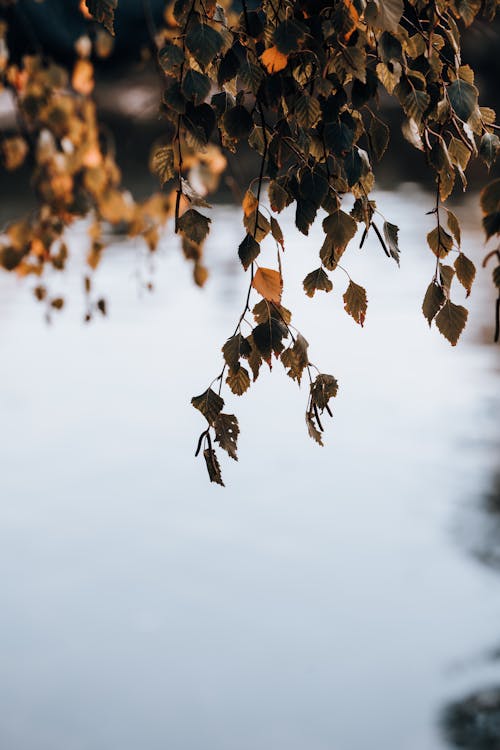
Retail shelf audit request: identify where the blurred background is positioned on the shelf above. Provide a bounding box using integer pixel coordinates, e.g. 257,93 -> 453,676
0,2 -> 500,749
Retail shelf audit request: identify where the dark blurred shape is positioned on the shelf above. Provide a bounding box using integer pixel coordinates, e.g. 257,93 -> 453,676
471,471 -> 500,571
441,686 -> 500,749
5,0 -> 165,61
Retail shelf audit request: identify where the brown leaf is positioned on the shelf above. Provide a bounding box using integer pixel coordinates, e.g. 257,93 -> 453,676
214,413 -> 239,461
435,300 -> 468,345
203,447 -> 225,486
252,267 -> 283,304
343,280 -> 367,326
454,253 -> 476,297
226,365 -> 251,395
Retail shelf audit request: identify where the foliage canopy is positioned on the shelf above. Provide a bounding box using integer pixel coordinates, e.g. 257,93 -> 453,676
1,0 -> 500,485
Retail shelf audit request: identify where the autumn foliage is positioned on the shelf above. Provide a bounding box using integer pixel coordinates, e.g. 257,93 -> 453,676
0,0 -> 500,484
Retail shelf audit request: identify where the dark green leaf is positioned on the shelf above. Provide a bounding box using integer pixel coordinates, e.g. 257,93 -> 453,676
222,105 -> 253,140
447,78 -> 478,122
158,43 -> 184,75
186,23 -> 224,68
181,69 -> 211,105
479,132 -> 500,171
274,18 -> 306,54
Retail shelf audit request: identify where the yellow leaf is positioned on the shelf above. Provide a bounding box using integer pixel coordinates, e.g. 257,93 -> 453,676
242,189 -> 258,217
260,46 -> 288,74
252,267 -> 283,304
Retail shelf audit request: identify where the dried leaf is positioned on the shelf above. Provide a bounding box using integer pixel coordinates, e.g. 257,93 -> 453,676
214,413 -> 239,460
192,388 -> 224,424
203,447 -> 225,486
435,300 -> 468,345
454,253 -> 476,297
343,280 -> 367,326
303,267 -> 333,297
422,280 -> 445,326
252,267 -> 283,304
226,365 -> 251,395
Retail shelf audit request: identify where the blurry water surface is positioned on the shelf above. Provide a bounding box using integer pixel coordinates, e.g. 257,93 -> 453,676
0,185 -> 499,750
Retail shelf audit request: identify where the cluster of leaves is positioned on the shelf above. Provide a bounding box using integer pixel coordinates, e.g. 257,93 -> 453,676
1,0 -> 500,484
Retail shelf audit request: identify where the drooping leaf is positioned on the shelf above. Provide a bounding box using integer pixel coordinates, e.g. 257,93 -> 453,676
447,78 -> 478,122
178,209 -> 211,244
435,300 -> 468,345
239,60 -> 264,94
402,89 -> 430,124
273,18 -> 306,54
383,221 -> 400,265
192,388 -> 224,424
303,267 -> 333,297
299,169 -> 329,208
85,0 -> 117,34
454,253 -> 476,297
158,43 -> 184,75
369,117 -> 390,161
252,299 -> 291,325
260,46 -> 288,74
439,264 -> 455,297
181,69 -> 211,105
252,317 -> 288,360
306,413 -> 323,446
244,335 -> 263,380
238,234 -> 260,270
222,334 -> 251,369
186,23 -> 224,68
252,267 -> 282,303
479,132 -> 500,171
226,365 -> 251,395
222,105 -> 253,140
310,373 -> 339,410
321,210 -> 358,267
214,412 -> 239,461
422,281 -> 445,326
427,226 -> 453,258
401,118 -> 424,151
270,217 -> 284,249
365,0 -> 404,32
243,210 -> 271,242
150,146 -> 174,187
446,210 -> 461,246
268,181 -> 291,213
203,447 -> 225,486
481,179 -> 500,239
295,93 -> 321,129
281,334 -> 309,383
343,280 -> 367,326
